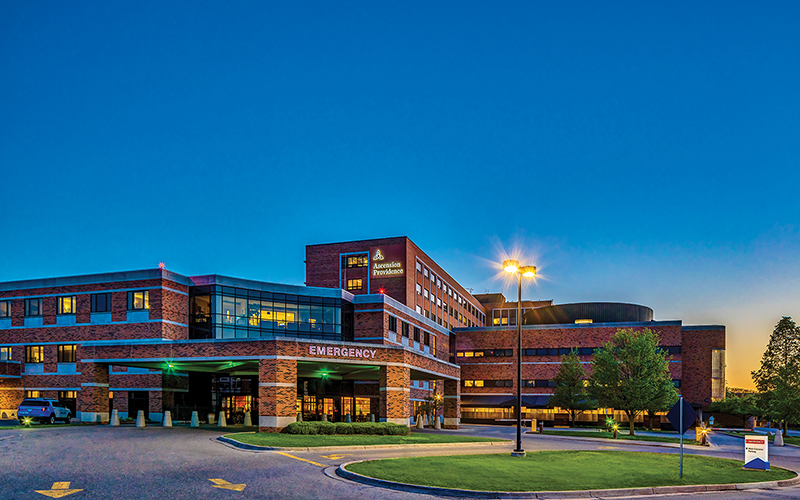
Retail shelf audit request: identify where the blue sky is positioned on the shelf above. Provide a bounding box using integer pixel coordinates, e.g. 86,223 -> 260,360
2,1 -> 799,388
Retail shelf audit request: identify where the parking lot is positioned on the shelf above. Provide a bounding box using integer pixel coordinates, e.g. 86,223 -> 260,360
2,425 -> 800,499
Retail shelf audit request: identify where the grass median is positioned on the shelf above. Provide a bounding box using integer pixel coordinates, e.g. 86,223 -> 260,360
346,450 -> 796,492
223,432 -> 506,448
537,429 -> 690,444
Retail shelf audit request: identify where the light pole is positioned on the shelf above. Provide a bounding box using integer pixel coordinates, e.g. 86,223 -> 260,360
503,259 -> 536,457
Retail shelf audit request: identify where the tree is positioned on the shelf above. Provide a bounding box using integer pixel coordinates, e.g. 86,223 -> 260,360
752,317 -> 800,436
588,328 -> 679,436
549,350 -> 595,426
708,391 -> 762,427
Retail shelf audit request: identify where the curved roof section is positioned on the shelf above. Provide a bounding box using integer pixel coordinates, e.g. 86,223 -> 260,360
522,302 -> 653,325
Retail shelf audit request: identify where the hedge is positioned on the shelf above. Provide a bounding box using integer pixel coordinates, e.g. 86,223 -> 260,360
284,421 -> 410,436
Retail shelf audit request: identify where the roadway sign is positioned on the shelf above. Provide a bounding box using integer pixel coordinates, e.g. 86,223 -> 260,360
667,398 -> 697,434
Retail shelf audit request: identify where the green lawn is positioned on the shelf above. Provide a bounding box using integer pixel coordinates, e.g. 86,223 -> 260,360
224,432 -> 506,447
346,451 -> 796,492
541,429 -> 687,444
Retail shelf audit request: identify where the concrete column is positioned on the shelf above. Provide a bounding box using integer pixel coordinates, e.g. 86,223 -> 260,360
258,358 -> 297,432
443,379 -> 460,429
78,362 -> 110,423
379,365 -> 410,425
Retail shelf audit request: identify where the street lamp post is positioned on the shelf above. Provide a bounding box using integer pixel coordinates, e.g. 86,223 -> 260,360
503,260 -> 536,457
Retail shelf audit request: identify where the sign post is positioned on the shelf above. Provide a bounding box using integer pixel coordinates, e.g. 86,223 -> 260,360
667,397 -> 698,479
743,435 -> 769,470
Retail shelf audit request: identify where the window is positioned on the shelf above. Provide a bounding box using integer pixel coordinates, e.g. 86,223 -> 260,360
424,331 -> 430,346
431,335 -> 436,355
0,301 -> 9,318
416,283 -> 422,295
388,315 -> 397,333
416,262 -> 422,273
26,391 -> 41,398
0,347 -> 10,361
672,380 -> 681,388
662,346 -> 682,355
128,291 -> 149,310
423,268 -> 428,277
91,293 -> 111,313
58,296 -> 77,314
402,322 -> 409,337
346,279 -> 362,291
57,345 -> 76,363
456,349 -> 512,357
24,298 -> 42,316
343,255 -> 368,268
59,391 -> 77,399
413,327 -> 420,342
25,346 -> 44,363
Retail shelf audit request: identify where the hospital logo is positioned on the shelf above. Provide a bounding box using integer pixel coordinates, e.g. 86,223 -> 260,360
373,249 -> 385,261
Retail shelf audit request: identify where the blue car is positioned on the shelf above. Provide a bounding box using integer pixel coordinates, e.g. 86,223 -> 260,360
17,398 -> 72,425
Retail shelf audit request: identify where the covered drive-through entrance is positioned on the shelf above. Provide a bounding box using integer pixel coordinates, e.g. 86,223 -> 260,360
78,337 -> 461,431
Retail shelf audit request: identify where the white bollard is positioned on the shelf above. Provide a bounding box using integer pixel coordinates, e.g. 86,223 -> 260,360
321,413 -> 328,422
416,414 -> 424,429
110,409 -> 120,427
243,412 -> 252,427
163,410 -> 172,427
190,411 -> 199,427
136,410 -> 146,428
218,411 -> 227,427
424,414 -> 429,427
775,431 -> 785,446
434,415 -> 441,429
208,413 -> 215,425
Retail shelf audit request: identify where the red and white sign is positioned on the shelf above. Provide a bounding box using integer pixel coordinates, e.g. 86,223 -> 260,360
744,435 -> 769,470
309,345 -> 378,359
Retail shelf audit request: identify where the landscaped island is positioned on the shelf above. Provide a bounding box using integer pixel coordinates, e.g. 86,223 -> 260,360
345,451 -> 797,492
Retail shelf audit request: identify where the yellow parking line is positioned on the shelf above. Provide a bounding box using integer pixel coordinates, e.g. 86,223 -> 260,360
275,452 -> 326,467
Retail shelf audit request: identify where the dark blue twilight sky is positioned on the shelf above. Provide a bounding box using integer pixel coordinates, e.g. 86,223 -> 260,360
2,1 -> 799,388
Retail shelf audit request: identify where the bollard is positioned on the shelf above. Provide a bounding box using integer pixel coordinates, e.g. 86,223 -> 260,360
424,414 -> 429,427
163,410 -> 172,427
218,411 -> 227,427
297,412 -> 303,422
539,422 -> 544,434
370,414 -> 375,423
416,415 -> 424,429
531,418 -> 537,432
243,412 -> 252,427
208,413 -> 215,425
345,414 -> 351,423
775,431 -> 785,447
434,415 -> 441,429
136,410 -> 146,428
321,413 -> 328,422
110,409 -> 120,427
190,411 -> 199,427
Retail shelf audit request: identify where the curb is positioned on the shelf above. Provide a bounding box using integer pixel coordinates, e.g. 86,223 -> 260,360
337,460 -> 800,499
217,435 -> 512,452
524,432 -> 708,450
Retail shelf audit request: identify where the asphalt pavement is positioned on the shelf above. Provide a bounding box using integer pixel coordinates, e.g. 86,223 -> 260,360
1,424 -> 798,499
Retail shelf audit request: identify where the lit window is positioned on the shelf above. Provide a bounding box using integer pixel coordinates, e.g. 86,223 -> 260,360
26,390 -> 41,398
0,347 -> 10,361
24,298 -> 42,316
128,291 -> 149,310
575,319 -> 593,324
346,279 -> 362,291
0,301 -> 9,318
59,391 -> 77,399
57,345 -> 76,363
58,296 -> 77,315
475,380 -> 484,387
25,346 -> 44,363
464,380 -> 474,387
343,255 -> 368,268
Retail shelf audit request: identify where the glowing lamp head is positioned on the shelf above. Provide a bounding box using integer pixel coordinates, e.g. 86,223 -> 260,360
377,287 -> 386,294
503,260 -> 520,274
159,262 -> 165,269
521,265 -> 537,278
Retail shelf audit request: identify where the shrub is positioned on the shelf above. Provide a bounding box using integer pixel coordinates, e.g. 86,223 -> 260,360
284,421 -> 409,436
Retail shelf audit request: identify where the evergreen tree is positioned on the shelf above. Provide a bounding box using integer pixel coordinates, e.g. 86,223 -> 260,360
549,350 -> 595,426
589,328 -> 679,436
752,317 -> 800,436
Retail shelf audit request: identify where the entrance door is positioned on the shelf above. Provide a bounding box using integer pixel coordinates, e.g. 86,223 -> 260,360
128,391 -> 149,420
